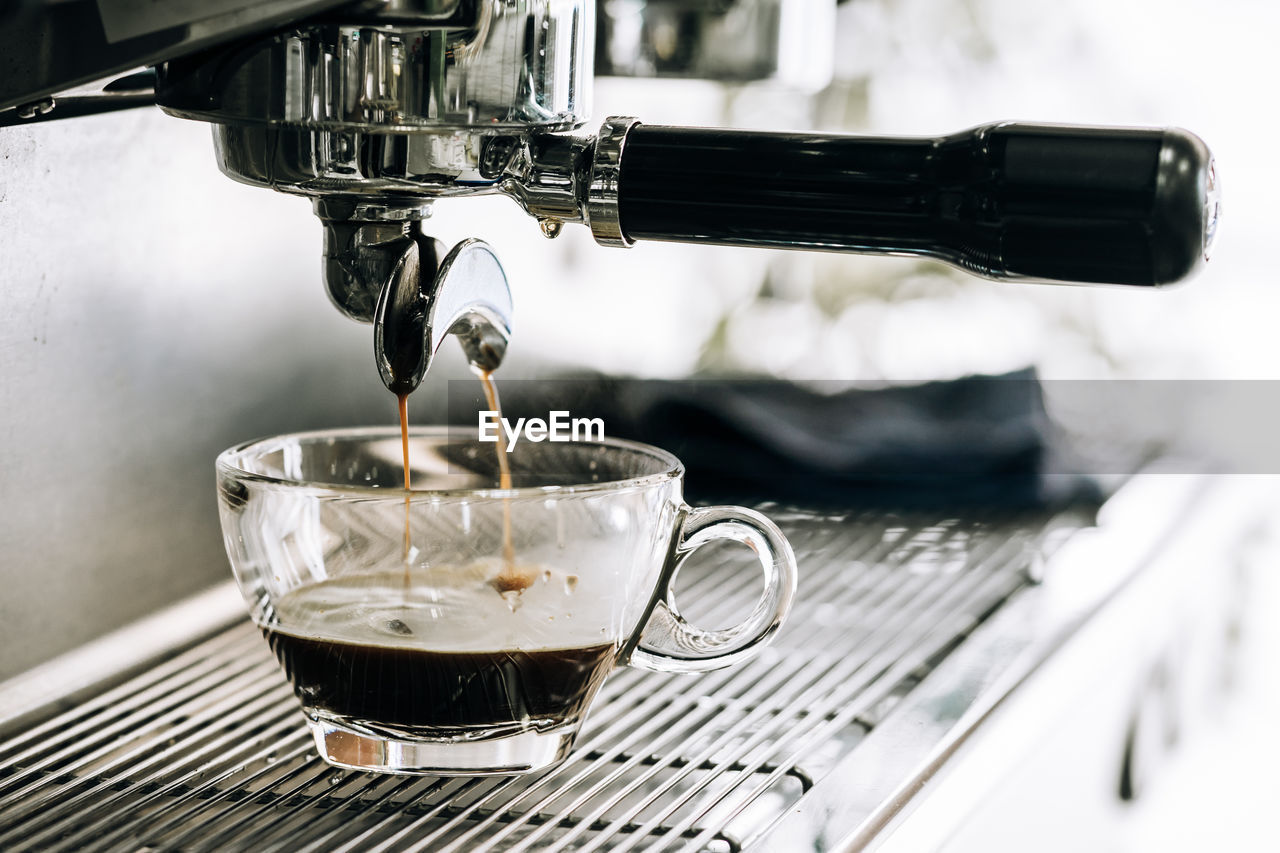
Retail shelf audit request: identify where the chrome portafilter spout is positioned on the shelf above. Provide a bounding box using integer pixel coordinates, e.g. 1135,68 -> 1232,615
372,224 -> 513,396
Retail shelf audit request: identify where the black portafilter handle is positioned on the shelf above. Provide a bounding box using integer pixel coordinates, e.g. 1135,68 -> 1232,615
616,123 -> 1219,286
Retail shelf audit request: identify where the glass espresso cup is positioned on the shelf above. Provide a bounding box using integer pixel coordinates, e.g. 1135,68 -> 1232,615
216,427 -> 797,775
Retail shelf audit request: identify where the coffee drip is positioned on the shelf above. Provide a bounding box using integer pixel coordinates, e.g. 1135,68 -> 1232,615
373,233 -> 523,598
394,369 -> 530,599
397,392 -> 412,585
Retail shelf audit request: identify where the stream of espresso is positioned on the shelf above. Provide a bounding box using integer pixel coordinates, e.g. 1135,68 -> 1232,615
477,370 -> 513,493
478,370 -> 517,571
397,392 -> 412,586
396,371 -> 528,597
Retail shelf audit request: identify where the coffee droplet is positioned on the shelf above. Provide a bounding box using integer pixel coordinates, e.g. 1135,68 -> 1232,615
385,619 -> 413,636
564,574 -> 579,594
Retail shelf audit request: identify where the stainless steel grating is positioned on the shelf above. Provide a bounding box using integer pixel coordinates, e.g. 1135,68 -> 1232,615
0,509 -> 1077,852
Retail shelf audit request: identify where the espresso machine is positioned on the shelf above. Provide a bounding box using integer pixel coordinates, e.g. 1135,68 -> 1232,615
1,0 -> 1219,392
0,2 -> 1260,851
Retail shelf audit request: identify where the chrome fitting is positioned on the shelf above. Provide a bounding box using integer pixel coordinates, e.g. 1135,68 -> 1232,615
586,116 -> 641,248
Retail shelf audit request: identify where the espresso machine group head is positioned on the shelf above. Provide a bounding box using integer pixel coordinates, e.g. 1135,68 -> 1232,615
1,0 -> 1221,392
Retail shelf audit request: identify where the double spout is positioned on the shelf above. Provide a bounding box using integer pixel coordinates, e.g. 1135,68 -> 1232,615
354,219 -> 512,395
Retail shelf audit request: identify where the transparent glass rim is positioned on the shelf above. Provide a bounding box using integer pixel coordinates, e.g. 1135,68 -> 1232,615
216,425 -> 684,499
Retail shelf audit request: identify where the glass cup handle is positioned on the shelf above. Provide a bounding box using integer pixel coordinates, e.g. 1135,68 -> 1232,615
630,505 -> 798,673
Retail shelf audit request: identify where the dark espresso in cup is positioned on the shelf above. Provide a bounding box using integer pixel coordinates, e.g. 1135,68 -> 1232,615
261,570 -> 616,733
265,632 -> 614,730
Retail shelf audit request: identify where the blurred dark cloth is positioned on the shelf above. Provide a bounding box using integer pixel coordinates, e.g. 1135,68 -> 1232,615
473,370 -> 1103,510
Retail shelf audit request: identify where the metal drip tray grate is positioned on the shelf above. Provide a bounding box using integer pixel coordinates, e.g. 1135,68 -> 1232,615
0,509 -> 1070,852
